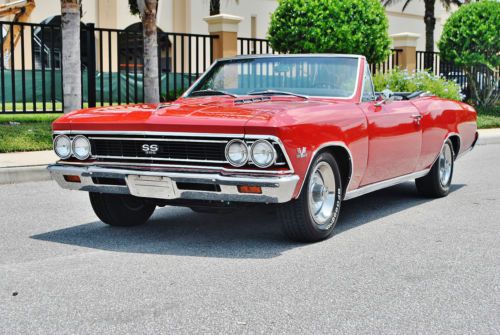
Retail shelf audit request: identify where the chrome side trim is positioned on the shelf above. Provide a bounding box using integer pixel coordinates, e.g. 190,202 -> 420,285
297,141 -> 354,196
430,132 -> 461,166
344,169 -> 430,200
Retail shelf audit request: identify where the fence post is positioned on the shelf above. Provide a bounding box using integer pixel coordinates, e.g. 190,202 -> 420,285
86,23 -> 96,108
203,14 -> 243,60
390,33 -> 419,72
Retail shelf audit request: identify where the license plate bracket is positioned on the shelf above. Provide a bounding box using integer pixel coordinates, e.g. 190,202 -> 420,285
126,175 -> 176,199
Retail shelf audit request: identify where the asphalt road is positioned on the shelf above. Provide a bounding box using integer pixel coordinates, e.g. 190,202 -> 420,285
1,144 -> 499,334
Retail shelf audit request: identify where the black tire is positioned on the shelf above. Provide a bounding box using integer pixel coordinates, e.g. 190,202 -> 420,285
278,152 -> 343,242
89,192 -> 156,227
415,139 -> 454,198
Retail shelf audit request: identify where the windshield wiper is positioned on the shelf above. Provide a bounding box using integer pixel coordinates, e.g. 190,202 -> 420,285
248,89 -> 308,99
189,89 -> 238,98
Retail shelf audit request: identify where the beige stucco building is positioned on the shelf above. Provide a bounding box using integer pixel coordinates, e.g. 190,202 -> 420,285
2,0 -> 458,51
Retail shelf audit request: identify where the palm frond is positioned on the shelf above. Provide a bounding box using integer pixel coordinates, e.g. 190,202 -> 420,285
401,0 -> 413,11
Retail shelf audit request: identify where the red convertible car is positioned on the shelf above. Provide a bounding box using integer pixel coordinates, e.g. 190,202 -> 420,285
49,54 -> 478,242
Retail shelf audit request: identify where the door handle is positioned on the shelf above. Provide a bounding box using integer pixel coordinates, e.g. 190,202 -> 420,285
412,114 -> 422,125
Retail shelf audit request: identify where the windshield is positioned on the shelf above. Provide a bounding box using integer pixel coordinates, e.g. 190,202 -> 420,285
186,56 -> 360,98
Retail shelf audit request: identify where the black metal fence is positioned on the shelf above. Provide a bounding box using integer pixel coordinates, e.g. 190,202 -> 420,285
0,21 -> 63,113
0,21 -> 217,113
238,37 -> 276,55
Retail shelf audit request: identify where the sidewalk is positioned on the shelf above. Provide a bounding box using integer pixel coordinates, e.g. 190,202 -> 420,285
0,151 -> 57,185
1,129 -> 499,185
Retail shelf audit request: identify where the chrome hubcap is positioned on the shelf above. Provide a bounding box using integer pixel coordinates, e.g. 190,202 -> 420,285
308,162 -> 336,227
439,144 -> 453,186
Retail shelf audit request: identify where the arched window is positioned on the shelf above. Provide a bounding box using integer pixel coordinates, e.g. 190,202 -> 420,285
118,23 -> 171,73
35,15 -> 89,70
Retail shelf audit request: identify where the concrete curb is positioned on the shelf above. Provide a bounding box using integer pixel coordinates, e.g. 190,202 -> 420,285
476,134 -> 500,146
0,165 -> 52,185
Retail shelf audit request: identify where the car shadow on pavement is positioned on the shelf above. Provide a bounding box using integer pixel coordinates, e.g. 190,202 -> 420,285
31,182 -> 465,259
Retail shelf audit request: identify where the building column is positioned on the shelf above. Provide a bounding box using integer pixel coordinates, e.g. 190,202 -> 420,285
391,33 -> 420,72
203,14 -> 243,60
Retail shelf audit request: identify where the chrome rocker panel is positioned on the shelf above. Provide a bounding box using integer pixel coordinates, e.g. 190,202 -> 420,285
48,164 -> 300,204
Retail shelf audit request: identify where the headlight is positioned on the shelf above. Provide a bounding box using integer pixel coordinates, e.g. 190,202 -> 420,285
71,135 -> 91,160
225,139 -> 248,167
53,135 -> 72,159
250,140 -> 276,168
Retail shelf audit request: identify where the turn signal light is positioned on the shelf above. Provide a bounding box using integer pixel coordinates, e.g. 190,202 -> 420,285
64,175 -> 81,183
237,185 -> 262,194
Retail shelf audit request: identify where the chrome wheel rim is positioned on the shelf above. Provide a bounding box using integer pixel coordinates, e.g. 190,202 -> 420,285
308,162 -> 336,227
439,144 -> 453,186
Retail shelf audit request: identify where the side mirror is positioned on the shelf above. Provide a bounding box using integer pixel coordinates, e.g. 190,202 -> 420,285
375,89 -> 394,106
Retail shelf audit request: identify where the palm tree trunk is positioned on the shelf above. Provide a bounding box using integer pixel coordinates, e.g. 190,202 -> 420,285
137,0 -> 159,103
61,0 -> 81,113
210,0 -> 220,16
424,0 -> 436,65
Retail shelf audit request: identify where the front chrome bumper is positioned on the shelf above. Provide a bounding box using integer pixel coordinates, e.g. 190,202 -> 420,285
48,164 -> 299,204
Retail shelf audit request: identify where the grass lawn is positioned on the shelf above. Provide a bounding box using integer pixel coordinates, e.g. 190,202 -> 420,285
0,114 -> 60,153
476,107 -> 500,129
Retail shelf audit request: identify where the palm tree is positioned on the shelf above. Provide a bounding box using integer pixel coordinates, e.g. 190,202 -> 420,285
61,0 -> 82,113
129,0 -> 159,103
137,0 -> 159,103
382,0 -> 467,53
210,0 -> 220,15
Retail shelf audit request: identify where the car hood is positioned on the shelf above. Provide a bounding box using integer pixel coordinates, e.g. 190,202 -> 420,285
52,96 -> 340,134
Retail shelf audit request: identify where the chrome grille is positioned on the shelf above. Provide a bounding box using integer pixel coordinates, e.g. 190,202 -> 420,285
57,133 -> 292,169
89,137 -> 228,164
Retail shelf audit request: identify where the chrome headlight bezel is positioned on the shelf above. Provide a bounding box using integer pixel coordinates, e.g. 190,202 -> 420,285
250,139 -> 276,168
53,134 -> 72,160
71,135 -> 91,160
225,139 -> 249,167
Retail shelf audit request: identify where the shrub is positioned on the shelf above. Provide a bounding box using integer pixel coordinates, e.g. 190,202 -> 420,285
438,0 -> 499,107
373,69 -> 462,101
268,0 -> 391,65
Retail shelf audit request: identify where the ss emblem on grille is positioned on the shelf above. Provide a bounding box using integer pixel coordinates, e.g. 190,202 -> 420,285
142,144 -> 159,155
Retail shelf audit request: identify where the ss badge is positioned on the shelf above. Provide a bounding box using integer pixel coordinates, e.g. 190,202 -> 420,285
142,144 -> 159,155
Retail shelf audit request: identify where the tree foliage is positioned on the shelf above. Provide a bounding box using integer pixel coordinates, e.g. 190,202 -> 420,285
439,0 -> 499,107
439,0 -> 499,70
268,0 -> 391,64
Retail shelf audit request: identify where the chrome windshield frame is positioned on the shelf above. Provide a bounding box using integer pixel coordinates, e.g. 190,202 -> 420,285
182,54 -> 362,100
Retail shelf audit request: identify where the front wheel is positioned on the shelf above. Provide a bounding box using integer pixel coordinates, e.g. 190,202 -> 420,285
278,152 -> 343,242
89,193 -> 156,227
415,139 -> 454,198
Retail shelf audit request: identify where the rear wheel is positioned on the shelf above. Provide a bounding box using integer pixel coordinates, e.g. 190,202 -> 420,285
89,193 -> 156,227
416,139 -> 454,198
278,152 -> 343,242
